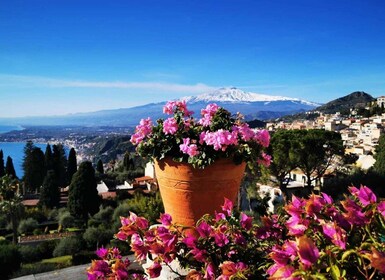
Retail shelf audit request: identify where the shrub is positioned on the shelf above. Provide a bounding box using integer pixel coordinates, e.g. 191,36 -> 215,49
58,210 -> 76,229
18,218 -> 39,235
37,239 -> 58,259
18,245 -> 42,263
24,207 -> 47,223
83,226 -> 113,249
53,236 -> 84,257
11,263 -> 56,278
0,244 -> 21,280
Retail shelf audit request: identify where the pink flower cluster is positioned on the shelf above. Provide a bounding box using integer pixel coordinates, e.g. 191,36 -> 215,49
163,100 -> 193,116
162,117 -> 178,135
266,185 -> 385,278
199,103 -> 219,127
130,118 -> 153,145
89,186 -> 385,279
87,247 -> 144,280
179,138 -> 199,156
200,130 -> 238,151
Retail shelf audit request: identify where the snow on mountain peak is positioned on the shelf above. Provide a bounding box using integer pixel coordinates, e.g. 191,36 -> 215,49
181,87 -> 319,106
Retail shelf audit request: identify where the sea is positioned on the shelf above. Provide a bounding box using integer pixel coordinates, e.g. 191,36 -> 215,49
0,125 -> 69,178
0,142 -> 48,178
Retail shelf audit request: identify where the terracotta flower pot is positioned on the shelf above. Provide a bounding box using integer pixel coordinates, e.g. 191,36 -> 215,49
154,158 -> 246,227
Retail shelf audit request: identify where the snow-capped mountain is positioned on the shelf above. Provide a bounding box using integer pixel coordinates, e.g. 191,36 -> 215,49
1,87 -> 321,127
181,87 -> 320,106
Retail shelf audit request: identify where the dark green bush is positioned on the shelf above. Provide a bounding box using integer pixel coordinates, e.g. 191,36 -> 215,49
18,218 -> 39,235
0,244 -> 22,280
18,245 -> 43,263
10,263 -> 56,278
37,239 -> 59,259
53,236 -> 84,257
72,250 -> 96,265
83,226 -> 113,249
110,238 -> 132,255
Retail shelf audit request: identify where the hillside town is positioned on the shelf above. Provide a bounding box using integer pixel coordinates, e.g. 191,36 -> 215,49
267,96 -> 385,169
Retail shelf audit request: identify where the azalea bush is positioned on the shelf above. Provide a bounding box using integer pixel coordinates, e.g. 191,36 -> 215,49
88,185 -> 385,279
130,101 -> 270,170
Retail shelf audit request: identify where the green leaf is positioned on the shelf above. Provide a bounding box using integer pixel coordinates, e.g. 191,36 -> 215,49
330,264 -> 341,280
341,249 -> 356,261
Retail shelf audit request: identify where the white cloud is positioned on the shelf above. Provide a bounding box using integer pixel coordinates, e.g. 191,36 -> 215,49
0,74 -> 216,93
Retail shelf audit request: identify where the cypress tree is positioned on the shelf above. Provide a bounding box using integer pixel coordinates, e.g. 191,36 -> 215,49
5,156 -> 16,178
68,161 -> 100,222
0,150 -> 5,177
39,170 -> 60,209
23,147 -> 45,193
52,144 -> 67,188
67,148 -> 77,184
45,144 -> 54,171
374,134 -> 385,176
96,159 -> 104,174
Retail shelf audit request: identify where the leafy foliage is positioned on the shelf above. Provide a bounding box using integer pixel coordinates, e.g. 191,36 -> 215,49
53,236 -> 84,257
18,217 -> 38,235
39,170 -> 60,209
67,147 -> 77,184
23,142 -> 45,192
0,243 -> 21,279
68,161 -> 100,222
5,156 -> 17,179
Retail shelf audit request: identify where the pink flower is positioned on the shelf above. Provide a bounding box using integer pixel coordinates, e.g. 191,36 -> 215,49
96,247 -> 108,259
147,262 -> 162,278
378,201 -> 385,217
349,185 -> 377,206
204,263 -> 216,280
213,232 -> 229,247
267,264 -> 298,280
190,247 -> 208,262
237,124 -> 255,141
179,138 -> 200,157
240,213 -> 253,230
130,117 -> 153,145
202,129 -> 238,151
130,233 -> 149,261
199,103 -> 219,127
286,215 -> 308,236
222,198 -> 234,216
163,100 -> 193,116
341,198 -> 369,226
305,194 -> 326,216
196,221 -> 212,237
182,232 -> 197,248
254,129 -> 270,147
322,222 -> 347,249
163,117 -> 178,134
297,236 -> 319,268
159,213 -> 172,226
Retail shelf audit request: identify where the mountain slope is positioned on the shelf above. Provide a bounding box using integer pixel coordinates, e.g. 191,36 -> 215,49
0,87 -> 320,126
316,91 -> 374,114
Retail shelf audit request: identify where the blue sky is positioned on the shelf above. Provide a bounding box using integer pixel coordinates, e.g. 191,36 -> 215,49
1,0 -> 385,117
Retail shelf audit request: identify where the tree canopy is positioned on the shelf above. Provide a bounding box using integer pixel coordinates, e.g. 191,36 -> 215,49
39,170 -> 60,209
23,142 -> 45,193
0,150 -> 5,178
67,148 -> 77,184
5,156 -> 17,179
374,134 -> 385,176
269,129 -> 344,192
68,161 -> 100,222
